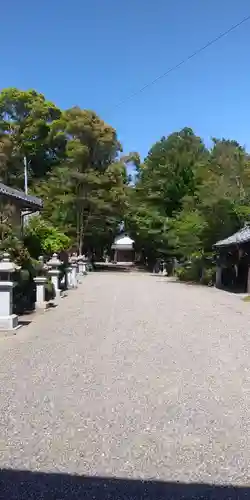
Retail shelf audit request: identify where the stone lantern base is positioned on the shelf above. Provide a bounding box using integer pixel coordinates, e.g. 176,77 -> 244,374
0,280 -> 19,332
0,313 -> 19,331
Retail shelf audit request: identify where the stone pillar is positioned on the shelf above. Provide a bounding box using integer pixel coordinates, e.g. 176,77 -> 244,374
66,265 -> 72,289
69,254 -> 78,288
34,276 -> 47,309
0,253 -> 19,331
215,265 -> 222,289
82,260 -> 87,275
72,252 -> 78,271
81,255 -> 88,275
72,263 -> 78,288
162,262 -> 168,276
77,255 -> 85,275
47,253 -> 62,300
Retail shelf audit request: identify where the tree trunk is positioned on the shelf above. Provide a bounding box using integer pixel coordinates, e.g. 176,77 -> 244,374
79,210 -> 92,255
79,211 -> 84,255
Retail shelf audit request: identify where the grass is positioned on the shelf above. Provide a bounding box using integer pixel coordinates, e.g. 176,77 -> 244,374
242,295 -> 250,302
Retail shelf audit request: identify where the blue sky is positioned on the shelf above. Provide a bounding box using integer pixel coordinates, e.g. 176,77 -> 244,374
1,1 -> 250,160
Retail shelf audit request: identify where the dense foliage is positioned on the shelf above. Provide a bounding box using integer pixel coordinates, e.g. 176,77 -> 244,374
1,87 -> 250,283
125,130 -> 250,279
24,216 -> 71,258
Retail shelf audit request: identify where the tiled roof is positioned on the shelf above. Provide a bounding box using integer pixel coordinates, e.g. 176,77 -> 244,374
214,226 -> 250,247
113,235 -> 134,245
0,182 -> 43,209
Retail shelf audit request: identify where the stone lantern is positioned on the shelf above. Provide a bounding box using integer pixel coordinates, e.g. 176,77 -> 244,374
77,254 -> 84,275
83,255 -> 88,274
0,253 -> 20,331
47,253 -> 62,300
78,254 -> 88,275
65,262 -> 73,289
69,253 -> 78,288
33,255 -> 48,309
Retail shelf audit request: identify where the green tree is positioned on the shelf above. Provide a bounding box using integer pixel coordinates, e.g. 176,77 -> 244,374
165,137 -> 250,282
168,210 -> 207,259
125,128 -> 207,265
38,107 -> 126,253
0,87 -> 65,188
24,216 -> 71,258
139,127 -> 207,217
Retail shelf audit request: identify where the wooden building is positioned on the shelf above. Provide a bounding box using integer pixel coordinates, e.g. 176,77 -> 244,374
0,182 -> 43,235
214,225 -> 250,292
111,234 -> 135,264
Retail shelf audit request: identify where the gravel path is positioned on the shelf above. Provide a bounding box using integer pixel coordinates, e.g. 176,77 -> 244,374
1,272 -> 250,487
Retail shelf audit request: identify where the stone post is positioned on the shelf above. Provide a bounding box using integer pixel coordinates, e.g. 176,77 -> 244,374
83,255 -> 88,275
77,254 -> 88,275
76,254 -> 83,284
77,254 -> 84,275
162,262 -> 168,276
0,253 -> 19,331
34,276 -> 47,309
34,256 -> 48,309
72,252 -> 79,274
47,253 -> 62,300
69,254 -> 78,288
65,264 -> 72,289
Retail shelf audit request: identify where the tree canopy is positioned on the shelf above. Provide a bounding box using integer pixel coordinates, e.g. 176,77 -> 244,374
1,86 -> 249,274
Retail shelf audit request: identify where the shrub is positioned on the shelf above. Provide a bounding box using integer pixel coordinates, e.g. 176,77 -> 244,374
0,234 -> 32,268
200,266 -> 216,286
176,253 -> 216,286
176,262 -> 201,282
0,235 -> 36,313
24,216 -> 71,258
0,235 -> 55,312
13,269 -> 36,314
0,231 -> 61,311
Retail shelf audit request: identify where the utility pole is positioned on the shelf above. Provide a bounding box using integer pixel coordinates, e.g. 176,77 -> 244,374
22,155 -> 29,232
24,156 -> 28,195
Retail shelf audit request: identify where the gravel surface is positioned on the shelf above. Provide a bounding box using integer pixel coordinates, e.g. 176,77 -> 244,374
1,273 -> 250,488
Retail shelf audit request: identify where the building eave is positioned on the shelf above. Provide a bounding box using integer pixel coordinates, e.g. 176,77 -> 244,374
111,244 -> 134,250
0,182 -> 43,210
214,226 -> 250,248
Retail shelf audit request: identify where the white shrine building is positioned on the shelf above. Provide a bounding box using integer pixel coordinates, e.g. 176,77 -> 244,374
111,234 -> 135,264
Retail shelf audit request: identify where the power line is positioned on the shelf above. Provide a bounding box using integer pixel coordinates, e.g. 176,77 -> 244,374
113,13 -> 250,109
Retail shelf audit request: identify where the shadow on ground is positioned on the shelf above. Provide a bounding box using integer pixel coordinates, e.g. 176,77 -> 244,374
0,469 -> 249,499
18,320 -> 32,328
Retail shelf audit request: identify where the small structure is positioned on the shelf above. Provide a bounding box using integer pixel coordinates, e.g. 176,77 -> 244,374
0,182 -> 43,234
34,276 -> 47,309
47,253 -> 62,300
0,253 -> 20,331
111,234 -> 135,264
69,253 -> 78,288
214,225 -> 250,292
34,256 -> 48,309
77,254 -> 88,275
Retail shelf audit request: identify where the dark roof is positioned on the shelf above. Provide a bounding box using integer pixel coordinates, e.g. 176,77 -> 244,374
214,226 -> 250,247
0,182 -> 43,210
